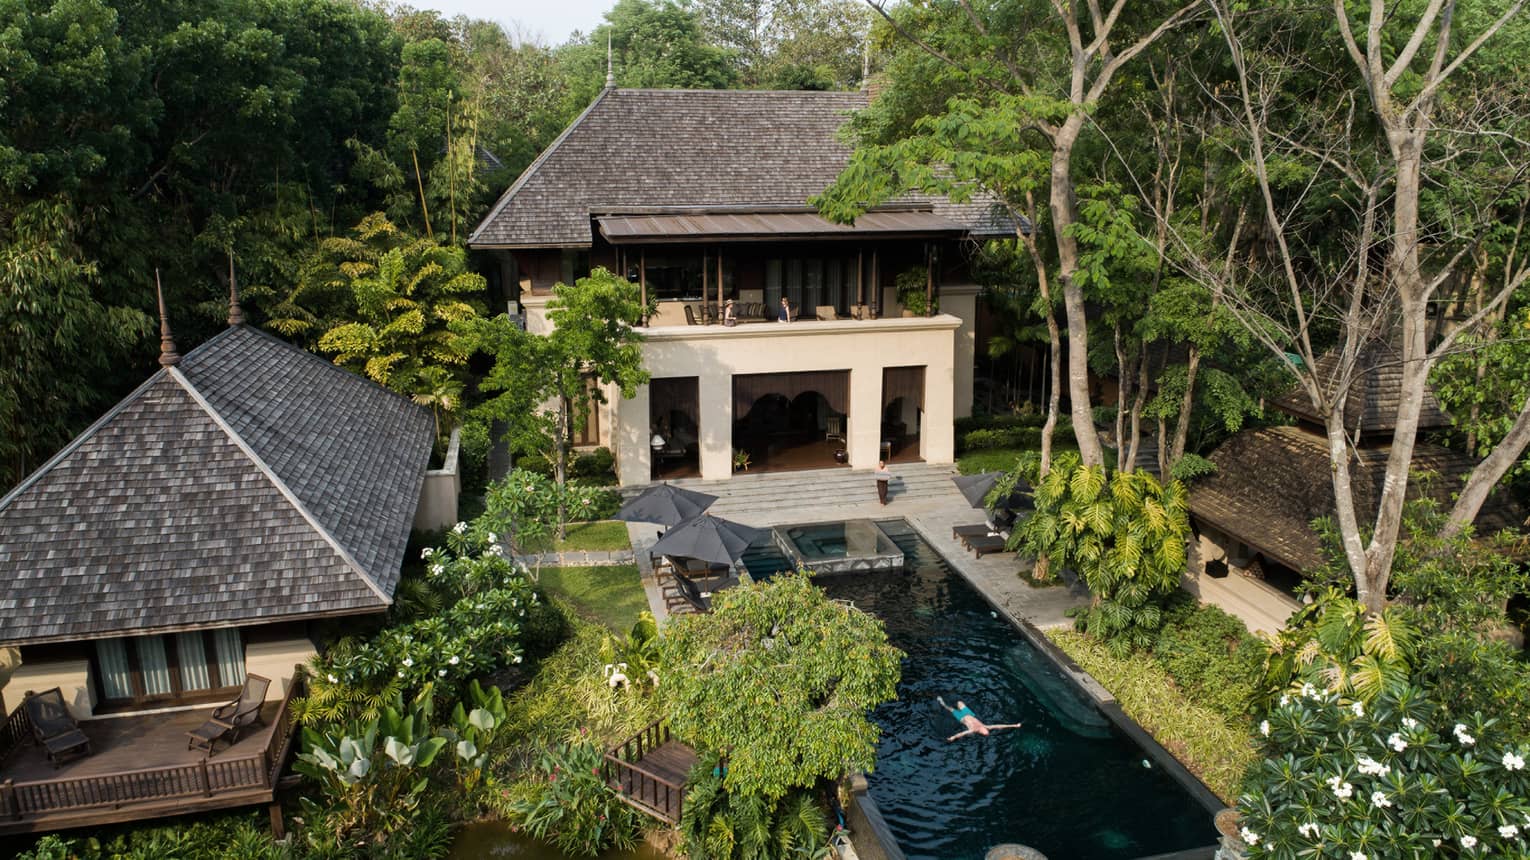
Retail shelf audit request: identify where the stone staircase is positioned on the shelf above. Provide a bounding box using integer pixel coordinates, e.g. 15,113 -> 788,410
660,462 -> 968,525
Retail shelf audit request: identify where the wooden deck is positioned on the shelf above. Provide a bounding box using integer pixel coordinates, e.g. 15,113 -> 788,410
603,720 -> 698,825
0,672 -> 303,835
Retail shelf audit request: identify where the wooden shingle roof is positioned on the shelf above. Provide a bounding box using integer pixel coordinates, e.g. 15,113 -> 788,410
1189,426 -> 1525,573
1272,342 -> 1450,434
0,326 -> 435,645
467,88 -> 1012,248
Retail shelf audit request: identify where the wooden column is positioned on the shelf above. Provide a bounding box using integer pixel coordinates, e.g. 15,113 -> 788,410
857,249 -> 865,308
925,244 -> 934,317
870,250 -> 879,318
716,248 -> 723,319
701,250 -> 709,323
639,250 -> 647,309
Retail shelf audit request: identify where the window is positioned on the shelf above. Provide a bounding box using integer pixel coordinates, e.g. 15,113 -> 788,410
559,249 -> 590,286
94,629 -> 245,705
763,255 -> 859,315
640,253 -> 705,301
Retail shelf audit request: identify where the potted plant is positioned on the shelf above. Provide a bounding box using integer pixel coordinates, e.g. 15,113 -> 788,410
895,267 -> 936,316
732,449 -> 751,472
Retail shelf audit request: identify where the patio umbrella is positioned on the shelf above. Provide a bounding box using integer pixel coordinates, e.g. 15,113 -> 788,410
614,483 -> 718,527
953,472 -> 1003,509
648,513 -> 766,568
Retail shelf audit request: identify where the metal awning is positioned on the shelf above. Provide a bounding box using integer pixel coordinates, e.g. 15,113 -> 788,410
595,210 -> 967,244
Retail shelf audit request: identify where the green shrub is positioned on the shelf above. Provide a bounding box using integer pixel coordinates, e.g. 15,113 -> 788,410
1168,453 -> 1217,483
957,423 -> 1074,454
504,738 -> 643,856
458,419 -> 492,495
680,757 -> 833,860
1152,594 -> 1267,722
520,592 -> 574,658
954,411 -> 1047,436
571,446 -> 616,481
11,813 -> 286,860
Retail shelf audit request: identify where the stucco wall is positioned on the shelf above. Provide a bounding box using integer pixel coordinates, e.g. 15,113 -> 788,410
941,285 -> 979,419
2,658 -> 94,719
244,636 -> 318,701
413,428 -> 462,532
615,316 -> 960,484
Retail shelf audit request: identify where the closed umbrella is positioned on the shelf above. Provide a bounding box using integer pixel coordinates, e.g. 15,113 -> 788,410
953,472 -> 1002,509
649,514 -> 766,568
614,483 -> 718,527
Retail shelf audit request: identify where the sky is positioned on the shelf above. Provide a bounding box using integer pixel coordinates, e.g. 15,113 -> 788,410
415,0 -> 617,45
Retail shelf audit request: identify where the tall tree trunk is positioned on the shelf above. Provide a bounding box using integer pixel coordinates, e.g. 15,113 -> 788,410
1124,344 -> 1150,474
555,394 -> 570,540
1446,389 -> 1530,537
1020,194 -> 1063,478
1114,325 -> 1129,472
1050,121 -> 1105,467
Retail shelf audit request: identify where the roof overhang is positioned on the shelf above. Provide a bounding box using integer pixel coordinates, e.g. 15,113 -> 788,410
596,208 -> 967,244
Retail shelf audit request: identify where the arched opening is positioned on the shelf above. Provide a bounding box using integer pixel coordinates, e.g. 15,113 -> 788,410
731,372 -> 849,473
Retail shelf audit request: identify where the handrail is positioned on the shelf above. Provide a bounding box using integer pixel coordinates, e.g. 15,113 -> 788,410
262,665 -> 306,786
603,719 -> 687,824
0,704 -> 31,766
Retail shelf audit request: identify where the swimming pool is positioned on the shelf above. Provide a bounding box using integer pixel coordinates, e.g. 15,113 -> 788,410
748,519 -> 1218,860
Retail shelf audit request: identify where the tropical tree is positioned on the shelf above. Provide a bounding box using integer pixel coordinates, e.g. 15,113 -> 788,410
658,571 -> 903,800
559,0 -> 737,112
1010,450 -> 1191,654
309,213 -> 485,442
541,269 -> 651,535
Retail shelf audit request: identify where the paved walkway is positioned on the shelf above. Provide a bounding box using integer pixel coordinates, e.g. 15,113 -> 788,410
625,463 -> 1088,627
514,549 -> 635,567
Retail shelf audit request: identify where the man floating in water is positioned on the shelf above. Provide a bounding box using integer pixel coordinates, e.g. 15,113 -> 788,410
938,696 -> 1023,741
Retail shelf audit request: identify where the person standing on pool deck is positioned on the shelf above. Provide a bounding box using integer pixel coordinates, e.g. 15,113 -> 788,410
875,460 -> 893,505
938,696 -> 1022,741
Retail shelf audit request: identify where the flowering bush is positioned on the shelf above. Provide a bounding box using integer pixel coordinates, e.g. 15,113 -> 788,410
298,526 -> 536,725
484,468 -> 620,553
1238,684 -> 1530,858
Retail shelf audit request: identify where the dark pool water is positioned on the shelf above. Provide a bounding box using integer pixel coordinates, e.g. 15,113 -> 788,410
811,520 -> 1216,860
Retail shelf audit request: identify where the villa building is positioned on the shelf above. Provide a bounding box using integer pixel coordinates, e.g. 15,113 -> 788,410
468,86 -> 1011,485
0,301 -> 435,833
1184,343 -> 1525,634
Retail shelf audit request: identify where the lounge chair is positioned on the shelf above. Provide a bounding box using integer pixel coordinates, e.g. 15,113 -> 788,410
964,533 -> 1009,558
666,571 -> 712,614
953,524 -> 992,542
186,674 -> 270,755
22,688 -> 92,767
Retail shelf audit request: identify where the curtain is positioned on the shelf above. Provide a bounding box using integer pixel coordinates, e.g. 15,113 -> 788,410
882,366 -> 926,410
95,638 -> 134,700
733,371 -> 850,418
214,628 -> 246,687
136,636 -> 172,696
177,632 -> 212,691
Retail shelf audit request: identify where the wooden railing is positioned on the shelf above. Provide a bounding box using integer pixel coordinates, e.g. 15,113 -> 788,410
0,665 -> 306,826
0,704 -> 32,766
602,719 -> 687,825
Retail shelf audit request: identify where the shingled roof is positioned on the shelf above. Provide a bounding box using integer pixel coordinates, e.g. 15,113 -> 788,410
468,88 -> 1012,248
0,326 -> 435,646
1189,425 -> 1524,573
1272,341 -> 1450,434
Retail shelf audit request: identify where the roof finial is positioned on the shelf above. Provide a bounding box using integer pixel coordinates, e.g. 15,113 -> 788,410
227,250 -> 245,327
155,270 -> 180,368
606,33 -> 615,88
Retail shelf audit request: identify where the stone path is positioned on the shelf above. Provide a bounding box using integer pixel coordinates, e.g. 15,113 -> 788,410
625,463 -> 1089,627
514,549 -> 635,567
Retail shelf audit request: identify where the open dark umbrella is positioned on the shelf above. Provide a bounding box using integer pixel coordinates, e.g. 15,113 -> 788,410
648,514 -> 766,568
953,472 -> 1003,509
614,483 -> 718,527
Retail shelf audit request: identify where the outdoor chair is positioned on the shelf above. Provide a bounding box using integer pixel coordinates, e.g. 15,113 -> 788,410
953,523 -> 993,542
962,532 -> 1009,558
684,305 -> 699,325
815,305 -> 840,321
22,688 -> 92,767
186,674 -> 270,755
669,571 -> 712,613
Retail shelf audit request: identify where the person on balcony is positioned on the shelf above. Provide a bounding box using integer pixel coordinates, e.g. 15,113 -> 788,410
777,297 -> 792,322
724,299 -> 737,327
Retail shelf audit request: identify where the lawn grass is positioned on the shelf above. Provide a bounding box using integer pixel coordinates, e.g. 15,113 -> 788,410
1046,629 -> 1259,804
553,520 -> 633,553
535,564 -> 647,632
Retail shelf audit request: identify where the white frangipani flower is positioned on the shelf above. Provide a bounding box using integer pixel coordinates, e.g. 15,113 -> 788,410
1401,716 -> 1419,730
1461,835 -> 1478,849
1370,790 -> 1391,809
1387,732 -> 1407,752
1239,827 -> 1259,846
1500,824 -> 1520,839
452,521 -> 467,534
1350,700 -> 1365,717
1503,751 -> 1525,771
1259,720 -> 1270,737
1297,822 -> 1320,839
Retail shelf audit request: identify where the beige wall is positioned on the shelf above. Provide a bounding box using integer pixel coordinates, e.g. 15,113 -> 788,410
615,316 -> 960,484
942,285 -> 979,419
413,427 -> 462,531
3,658 -> 94,719
244,636 -> 318,701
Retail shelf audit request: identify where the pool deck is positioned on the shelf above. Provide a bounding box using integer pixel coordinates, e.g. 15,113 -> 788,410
626,463 -> 1089,626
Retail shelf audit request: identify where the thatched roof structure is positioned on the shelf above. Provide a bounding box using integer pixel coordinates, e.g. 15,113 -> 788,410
1272,341 -> 1450,435
1189,426 -> 1525,573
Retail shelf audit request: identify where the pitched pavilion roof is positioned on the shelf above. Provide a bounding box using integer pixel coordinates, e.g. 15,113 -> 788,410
1272,341 -> 1450,434
0,325 -> 435,646
1189,425 -> 1524,573
468,88 -> 1013,248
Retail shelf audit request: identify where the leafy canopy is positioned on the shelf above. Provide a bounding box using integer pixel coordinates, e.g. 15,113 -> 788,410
658,572 -> 903,800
